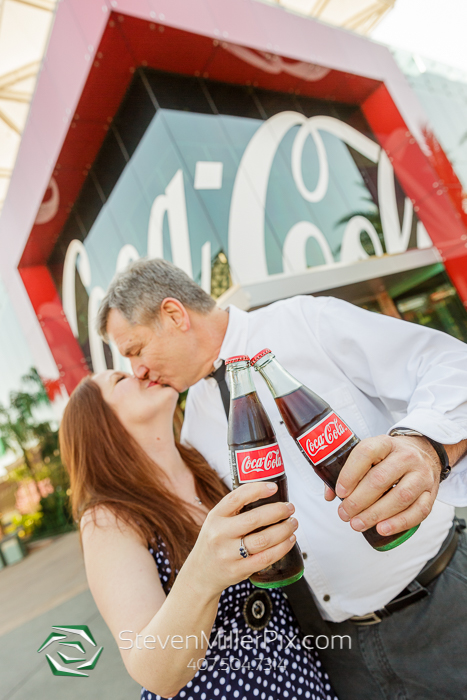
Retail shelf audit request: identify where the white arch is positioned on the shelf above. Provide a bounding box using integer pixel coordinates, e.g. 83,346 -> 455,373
283,221 -> 334,273
306,116 -> 381,163
88,286 -> 109,373
62,240 -> 91,338
291,122 -> 329,203
417,221 -> 432,249
147,169 -> 193,277
229,111 -> 308,285
229,112 -> 383,285
291,116 -> 381,204
116,244 -> 140,272
378,150 -> 413,254
340,216 -> 384,263
88,286 -> 128,373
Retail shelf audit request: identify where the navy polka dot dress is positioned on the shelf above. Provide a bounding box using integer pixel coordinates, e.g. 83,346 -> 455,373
140,536 -> 338,700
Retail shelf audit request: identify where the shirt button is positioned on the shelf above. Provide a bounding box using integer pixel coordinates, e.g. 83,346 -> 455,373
323,594 -> 331,602
302,552 -> 308,560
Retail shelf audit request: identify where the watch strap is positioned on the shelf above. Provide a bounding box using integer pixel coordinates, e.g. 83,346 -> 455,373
389,427 -> 451,482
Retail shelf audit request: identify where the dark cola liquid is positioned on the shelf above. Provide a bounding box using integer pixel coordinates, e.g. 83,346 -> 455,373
276,386 -> 415,551
229,392 -> 304,587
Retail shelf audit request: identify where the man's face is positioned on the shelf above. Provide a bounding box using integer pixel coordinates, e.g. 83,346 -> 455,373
107,306 -> 206,392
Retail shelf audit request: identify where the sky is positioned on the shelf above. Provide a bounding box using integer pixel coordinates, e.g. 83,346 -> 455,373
371,0 -> 467,72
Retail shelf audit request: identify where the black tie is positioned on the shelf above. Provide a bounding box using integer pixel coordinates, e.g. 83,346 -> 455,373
210,361 -> 230,418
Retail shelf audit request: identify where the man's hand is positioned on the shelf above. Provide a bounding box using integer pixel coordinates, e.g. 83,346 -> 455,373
324,435 -> 444,537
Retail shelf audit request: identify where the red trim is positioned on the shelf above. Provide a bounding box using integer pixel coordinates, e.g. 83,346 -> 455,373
362,85 -> 467,302
19,266 -> 89,396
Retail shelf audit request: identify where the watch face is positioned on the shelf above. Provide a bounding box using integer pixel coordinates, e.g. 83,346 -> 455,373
390,428 -> 423,437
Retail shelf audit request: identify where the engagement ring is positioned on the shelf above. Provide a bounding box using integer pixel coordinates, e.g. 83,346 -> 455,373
239,538 -> 250,558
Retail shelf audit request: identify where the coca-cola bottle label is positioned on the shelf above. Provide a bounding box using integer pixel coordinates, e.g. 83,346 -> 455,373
234,442 -> 285,483
297,412 -> 354,466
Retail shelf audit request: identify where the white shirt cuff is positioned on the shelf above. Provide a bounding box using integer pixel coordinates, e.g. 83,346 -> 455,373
389,409 -> 467,445
389,409 -> 467,506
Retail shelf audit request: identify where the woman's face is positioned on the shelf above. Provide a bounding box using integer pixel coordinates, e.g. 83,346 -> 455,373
93,370 -> 179,433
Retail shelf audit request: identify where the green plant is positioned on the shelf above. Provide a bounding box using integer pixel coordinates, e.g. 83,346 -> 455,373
0,368 -> 57,498
32,490 -> 75,539
5,511 -> 43,538
0,368 -> 74,541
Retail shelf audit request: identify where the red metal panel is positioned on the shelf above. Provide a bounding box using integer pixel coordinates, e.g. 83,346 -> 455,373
19,266 -> 89,396
73,19 -> 135,123
118,16 -> 216,75
444,256 -> 467,306
198,43 -> 306,95
55,119 -> 109,170
20,169 -> 87,267
362,83 -> 467,306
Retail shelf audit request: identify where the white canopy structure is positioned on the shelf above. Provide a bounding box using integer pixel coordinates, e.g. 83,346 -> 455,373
263,0 -> 396,34
0,0 -> 57,214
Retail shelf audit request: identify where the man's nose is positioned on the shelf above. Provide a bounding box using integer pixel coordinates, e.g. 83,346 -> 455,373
131,360 -> 149,380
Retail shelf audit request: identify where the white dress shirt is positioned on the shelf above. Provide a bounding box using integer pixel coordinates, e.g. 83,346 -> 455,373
181,296 -> 467,622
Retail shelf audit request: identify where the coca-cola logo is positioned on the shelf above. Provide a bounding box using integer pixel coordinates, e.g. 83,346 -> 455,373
61,111 -> 431,375
306,417 -> 347,457
242,449 -> 282,474
298,412 -> 353,466
235,442 -> 285,483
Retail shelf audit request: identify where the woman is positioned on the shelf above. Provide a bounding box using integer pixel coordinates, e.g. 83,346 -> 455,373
60,369 -> 338,700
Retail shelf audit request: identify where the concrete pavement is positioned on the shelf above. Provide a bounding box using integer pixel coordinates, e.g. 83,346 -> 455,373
0,531 -> 140,700
2,511 -> 467,700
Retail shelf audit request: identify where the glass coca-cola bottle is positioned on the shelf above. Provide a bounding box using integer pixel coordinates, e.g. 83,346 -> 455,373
250,349 -> 419,552
225,355 -> 304,587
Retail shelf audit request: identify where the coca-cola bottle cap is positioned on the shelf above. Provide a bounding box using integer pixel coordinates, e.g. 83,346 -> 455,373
225,355 -> 250,365
250,349 -> 273,366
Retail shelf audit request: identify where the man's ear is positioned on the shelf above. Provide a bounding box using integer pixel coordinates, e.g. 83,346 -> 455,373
159,298 -> 191,332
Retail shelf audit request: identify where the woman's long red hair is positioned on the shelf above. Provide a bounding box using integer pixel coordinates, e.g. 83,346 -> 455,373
59,376 -> 229,587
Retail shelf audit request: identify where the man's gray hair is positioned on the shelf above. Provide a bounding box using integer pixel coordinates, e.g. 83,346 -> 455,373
97,258 -> 216,340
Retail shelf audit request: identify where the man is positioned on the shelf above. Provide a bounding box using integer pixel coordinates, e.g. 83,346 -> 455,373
97,258 -> 467,699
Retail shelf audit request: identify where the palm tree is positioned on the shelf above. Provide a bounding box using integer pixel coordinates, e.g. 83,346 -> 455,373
0,368 -> 54,500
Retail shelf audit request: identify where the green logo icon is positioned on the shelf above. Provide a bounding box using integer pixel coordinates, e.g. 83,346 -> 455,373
37,625 -> 103,677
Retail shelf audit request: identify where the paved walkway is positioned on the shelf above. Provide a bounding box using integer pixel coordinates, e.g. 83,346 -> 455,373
2,511 -> 467,700
0,531 -> 140,700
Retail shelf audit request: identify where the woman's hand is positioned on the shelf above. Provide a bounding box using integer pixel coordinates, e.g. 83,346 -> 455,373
186,481 -> 298,598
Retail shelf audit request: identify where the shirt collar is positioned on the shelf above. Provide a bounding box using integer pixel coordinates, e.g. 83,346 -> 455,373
217,305 -> 250,365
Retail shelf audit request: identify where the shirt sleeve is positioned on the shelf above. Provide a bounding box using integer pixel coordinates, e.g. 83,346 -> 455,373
304,295 -> 467,505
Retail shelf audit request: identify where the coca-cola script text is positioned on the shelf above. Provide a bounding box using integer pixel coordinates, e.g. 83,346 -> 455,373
298,412 -> 353,465
234,442 -> 285,483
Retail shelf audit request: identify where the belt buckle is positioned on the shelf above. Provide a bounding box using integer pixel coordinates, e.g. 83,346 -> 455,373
350,611 -> 382,626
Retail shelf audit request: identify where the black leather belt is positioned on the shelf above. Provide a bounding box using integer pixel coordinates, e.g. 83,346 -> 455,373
350,518 -> 465,626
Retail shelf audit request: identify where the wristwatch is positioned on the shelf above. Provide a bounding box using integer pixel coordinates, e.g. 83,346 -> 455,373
389,427 -> 451,481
